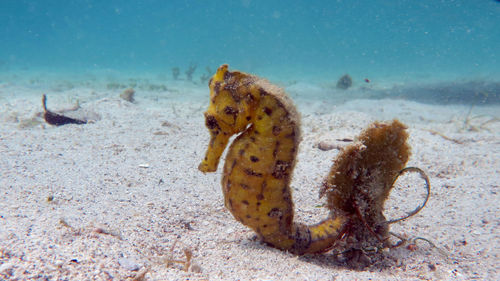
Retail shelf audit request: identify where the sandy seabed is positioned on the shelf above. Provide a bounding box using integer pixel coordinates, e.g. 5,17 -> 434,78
0,81 -> 498,280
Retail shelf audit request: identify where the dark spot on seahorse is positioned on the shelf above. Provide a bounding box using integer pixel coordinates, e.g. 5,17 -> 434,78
244,143 -> 250,150
272,126 -> 281,136
272,160 -> 291,179
231,91 -> 241,102
268,208 -> 282,218
225,180 -> 232,192
256,194 -> 264,200
246,214 -> 251,219
223,80 -> 241,102
260,181 -> 267,193
254,130 -> 259,135
231,159 -> 237,170
257,115 -> 263,120
263,224 -> 268,228
273,141 -> 280,158
242,200 -> 249,205
228,199 -> 233,208
292,224 -> 312,253
285,213 -> 293,227
259,88 -> 269,96
239,149 -> 245,156
223,70 -> 232,81
250,136 -> 256,142
241,183 -> 250,190
224,106 -> 238,116
246,116 -> 251,121
245,93 -> 256,106
285,130 -> 296,139
222,83 -> 238,100
275,99 -> 286,111
205,115 -> 219,130
250,156 -> 259,162
264,107 -> 273,116
282,189 -> 292,204
214,81 -> 221,93
244,168 -> 262,177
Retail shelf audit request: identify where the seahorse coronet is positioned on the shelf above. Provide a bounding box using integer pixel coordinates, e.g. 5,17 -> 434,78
199,64 -> 411,255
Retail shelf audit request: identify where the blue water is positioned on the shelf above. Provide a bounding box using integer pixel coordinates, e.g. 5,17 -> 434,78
1,0 -> 499,85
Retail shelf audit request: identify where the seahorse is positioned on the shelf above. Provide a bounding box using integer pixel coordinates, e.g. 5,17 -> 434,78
199,64 -> 411,255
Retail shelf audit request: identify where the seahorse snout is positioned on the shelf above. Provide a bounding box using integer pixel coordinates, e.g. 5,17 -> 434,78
199,125 -> 231,173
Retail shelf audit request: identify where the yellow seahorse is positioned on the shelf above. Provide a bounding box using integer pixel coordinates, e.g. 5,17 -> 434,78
199,64 -> 411,255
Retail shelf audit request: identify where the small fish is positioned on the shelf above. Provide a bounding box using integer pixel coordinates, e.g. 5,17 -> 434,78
364,78 -> 371,83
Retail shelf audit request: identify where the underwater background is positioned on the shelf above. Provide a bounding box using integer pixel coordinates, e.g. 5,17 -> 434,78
0,0 -> 499,100
1,2 -> 500,279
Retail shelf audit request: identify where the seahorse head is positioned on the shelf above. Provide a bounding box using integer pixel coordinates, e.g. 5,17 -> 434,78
198,64 -> 259,173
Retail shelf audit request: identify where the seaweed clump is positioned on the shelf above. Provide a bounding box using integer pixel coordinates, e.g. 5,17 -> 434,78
320,120 -> 410,253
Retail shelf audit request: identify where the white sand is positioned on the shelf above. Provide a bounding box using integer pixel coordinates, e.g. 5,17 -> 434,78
0,81 -> 498,280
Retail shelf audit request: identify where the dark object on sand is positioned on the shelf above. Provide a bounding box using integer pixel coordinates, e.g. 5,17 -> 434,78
120,88 -> 135,102
336,74 -> 353,90
42,94 -> 87,126
172,67 -> 180,80
185,63 -> 197,81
